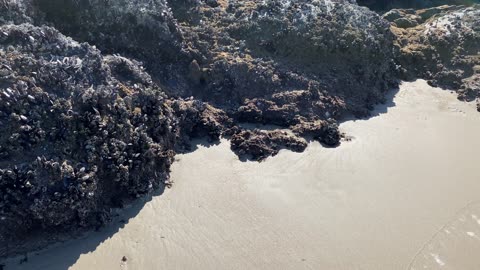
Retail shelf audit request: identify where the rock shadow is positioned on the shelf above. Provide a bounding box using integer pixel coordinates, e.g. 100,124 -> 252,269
0,185 -> 166,270
339,84 -> 401,124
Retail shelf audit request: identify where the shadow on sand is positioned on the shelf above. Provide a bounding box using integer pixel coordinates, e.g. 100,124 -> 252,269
0,85 -> 402,269
339,84 -> 400,124
1,185 -> 166,270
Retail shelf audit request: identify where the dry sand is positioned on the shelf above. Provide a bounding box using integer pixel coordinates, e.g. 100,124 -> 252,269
4,80 -> 480,269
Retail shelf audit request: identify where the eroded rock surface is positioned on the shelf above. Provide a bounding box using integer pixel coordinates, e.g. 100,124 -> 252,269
0,23 -> 223,256
0,0 -> 479,258
390,5 -> 480,102
357,0 -> 477,11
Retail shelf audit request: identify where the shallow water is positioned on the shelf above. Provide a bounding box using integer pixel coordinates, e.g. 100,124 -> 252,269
4,80 -> 480,269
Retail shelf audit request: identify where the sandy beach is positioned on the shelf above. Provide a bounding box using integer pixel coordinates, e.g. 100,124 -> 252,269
4,79 -> 480,270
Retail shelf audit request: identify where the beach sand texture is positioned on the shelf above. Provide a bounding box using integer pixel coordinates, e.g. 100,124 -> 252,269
5,80 -> 480,270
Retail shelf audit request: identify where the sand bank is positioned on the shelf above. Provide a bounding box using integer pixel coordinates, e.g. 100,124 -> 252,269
4,80 -> 480,269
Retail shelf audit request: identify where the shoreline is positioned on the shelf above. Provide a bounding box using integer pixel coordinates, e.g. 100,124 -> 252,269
4,80 -> 480,269
1,1 -> 478,244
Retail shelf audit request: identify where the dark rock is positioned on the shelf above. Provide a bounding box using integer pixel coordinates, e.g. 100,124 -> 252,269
2,0 -> 478,259
357,0 -> 477,11
392,5 -> 480,99
230,129 -> 307,161
0,23 -> 225,256
33,0 -> 185,63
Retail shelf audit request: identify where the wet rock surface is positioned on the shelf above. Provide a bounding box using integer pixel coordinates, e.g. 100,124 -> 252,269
0,0 -> 479,258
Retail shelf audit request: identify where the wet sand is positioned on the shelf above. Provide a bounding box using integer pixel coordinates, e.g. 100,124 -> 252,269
4,80 -> 480,269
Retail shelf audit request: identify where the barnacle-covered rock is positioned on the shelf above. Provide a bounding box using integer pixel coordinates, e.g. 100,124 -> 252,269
357,0 -> 477,11
0,0 -> 35,25
291,119 -> 342,147
165,0 -> 398,152
5,0 -> 480,258
230,129 -> 308,161
0,23 -> 222,252
2,0 -> 399,150
32,0 -> 185,64
184,0 -> 397,116
170,98 -> 234,150
391,5 -> 480,103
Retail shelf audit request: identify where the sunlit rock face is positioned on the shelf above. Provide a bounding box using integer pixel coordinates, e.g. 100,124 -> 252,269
33,0 -> 185,63
390,5 -> 480,102
228,0 -> 397,102
0,0 -> 479,258
0,1 -> 396,251
0,21 -> 229,256
176,0 -> 397,122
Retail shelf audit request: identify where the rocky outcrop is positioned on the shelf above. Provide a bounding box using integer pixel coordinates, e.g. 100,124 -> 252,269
230,129 -> 308,161
33,0 -> 185,63
0,1 -> 403,252
1,0 -> 478,258
357,0 -> 478,11
1,0 -> 400,146
0,23 -> 226,256
390,5 -> 480,102
179,0 -> 398,117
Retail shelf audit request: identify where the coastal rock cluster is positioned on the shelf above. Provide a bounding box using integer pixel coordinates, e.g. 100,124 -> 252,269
0,22 -> 228,254
357,0 -> 477,11
388,5 -> 480,103
0,0 -> 479,257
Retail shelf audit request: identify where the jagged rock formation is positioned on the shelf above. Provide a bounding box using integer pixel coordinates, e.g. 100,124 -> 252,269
357,0 -> 478,11
230,129 -> 308,161
0,1 -> 402,254
0,23 -> 225,256
176,0 -> 397,117
388,5 -> 480,103
2,0 -> 394,149
0,0 -> 478,258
